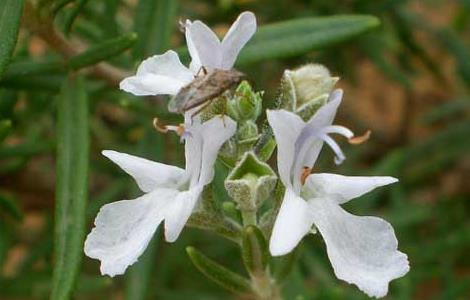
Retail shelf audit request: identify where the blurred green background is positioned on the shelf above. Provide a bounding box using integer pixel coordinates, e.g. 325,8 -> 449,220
0,0 -> 469,299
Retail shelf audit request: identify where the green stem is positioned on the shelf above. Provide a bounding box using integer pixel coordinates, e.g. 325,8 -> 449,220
241,210 -> 257,226
251,271 -> 282,300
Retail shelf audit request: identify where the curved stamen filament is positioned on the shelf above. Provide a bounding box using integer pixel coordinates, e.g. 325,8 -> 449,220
153,118 -> 185,136
349,130 -> 371,145
321,125 -> 354,138
321,134 -> 346,165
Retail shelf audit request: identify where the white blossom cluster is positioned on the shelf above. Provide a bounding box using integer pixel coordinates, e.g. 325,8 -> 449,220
84,12 -> 409,298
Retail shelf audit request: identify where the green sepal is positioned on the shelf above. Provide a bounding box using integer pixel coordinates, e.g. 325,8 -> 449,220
225,152 -> 277,211
295,94 -> 329,121
186,246 -> 252,294
242,226 -> 270,276
222,201 -> 242,224
279,64 -> 337,120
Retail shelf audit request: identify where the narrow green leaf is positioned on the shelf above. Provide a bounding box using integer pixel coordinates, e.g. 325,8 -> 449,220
3,59 -> 64,78
0,192 -> 23,221
0,119 -> 12,143
51,75 -> 89,300
186,246 -> 252,294
69,33 -> 138,70
63,0 -> 89,35
0,75 -> 64,92
0,219 -> 9,268
51,0 -> 75,16
237,15 -> 380,65
435,28 -> 470,87
151,0 -> 178,53
0,0 -> 25,78
132,0 -> 178,59
241,226 -> 269,276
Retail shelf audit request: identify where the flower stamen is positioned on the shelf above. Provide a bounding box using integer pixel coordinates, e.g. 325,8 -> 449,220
349,130 -> 371,145
300,166 -> 312,186
153,118 -> 185,136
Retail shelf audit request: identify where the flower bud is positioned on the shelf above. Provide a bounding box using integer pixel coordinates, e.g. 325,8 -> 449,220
280,64 -> 338,120
227,81 -> 263,122
225,152 -> 277,211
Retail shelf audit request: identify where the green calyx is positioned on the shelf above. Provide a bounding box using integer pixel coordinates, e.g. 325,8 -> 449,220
225,152 -> 277,211
227,81 -> 263,122
279,63 -> 338,120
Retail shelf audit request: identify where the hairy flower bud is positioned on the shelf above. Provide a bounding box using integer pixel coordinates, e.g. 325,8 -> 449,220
225,152 -> 277,211
279,64 -> 339,120
227,81 -> 263,122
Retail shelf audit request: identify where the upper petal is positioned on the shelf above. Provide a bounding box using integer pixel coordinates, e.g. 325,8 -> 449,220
309,198 -> 409,298
186,20 -> 222,69
84,188 -> 178,276
184,116 -> 236,187
120,74 -> 188,96
266,110 -> 305,187
164,185 -> 203,242
305,174 -> 398,204
220,11 -> 257,69
120,50 -> 193,96
269,188 -> 314,256
185,20 -> 202,73
102,150 -> 186,192
289,90 -> 344,189
305,89 -> 343,129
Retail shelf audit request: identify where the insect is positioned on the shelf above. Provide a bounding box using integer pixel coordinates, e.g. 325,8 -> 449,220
168,68 -> 245,114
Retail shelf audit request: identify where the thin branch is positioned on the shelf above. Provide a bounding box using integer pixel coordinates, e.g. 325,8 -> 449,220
23,1 -> 129,87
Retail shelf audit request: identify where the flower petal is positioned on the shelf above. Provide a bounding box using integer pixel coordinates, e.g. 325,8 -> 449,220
164,185 -> 203,242
102,150 -> 185,192
186,20 -> 222,70
185,20 -> 202,73
305,174 -> 398,204
289,90 -> 344,189
120,74 -> 187,96
305,89 -> 343,129
84,188 -> 178,277
120,50 -> 193,96
183,115 -> 236,187
198,116 -> 237,185
266,110 -> 305,187
220,11 -> 257,69
269,188 -> 314,256
309,198 -> 409,298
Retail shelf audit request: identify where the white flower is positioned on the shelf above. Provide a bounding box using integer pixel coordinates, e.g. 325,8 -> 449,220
120,11 -> 257,96
84,115 -> 236,277
266,90 -> 409,298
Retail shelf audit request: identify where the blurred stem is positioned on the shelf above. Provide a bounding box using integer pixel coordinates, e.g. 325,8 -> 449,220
251,272 -> 282,300
242,210 -> 257,226
23,1 -> 129,87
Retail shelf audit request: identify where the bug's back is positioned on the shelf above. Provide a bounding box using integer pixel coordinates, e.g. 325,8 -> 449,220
168,69 -> 245,113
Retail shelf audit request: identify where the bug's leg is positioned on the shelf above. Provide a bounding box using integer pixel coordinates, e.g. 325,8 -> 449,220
196,66 -> 208,77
